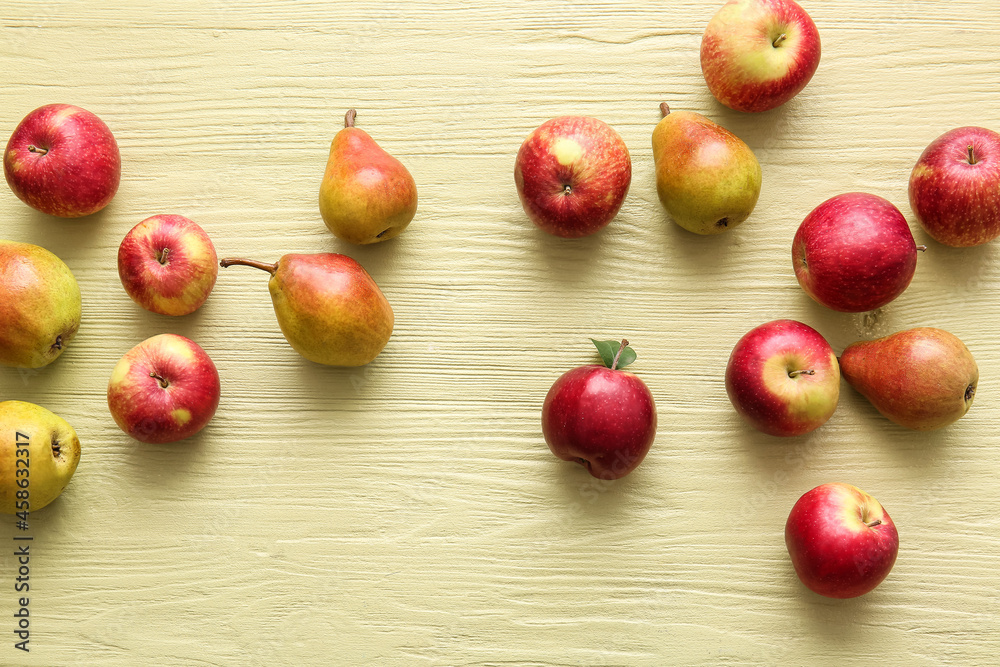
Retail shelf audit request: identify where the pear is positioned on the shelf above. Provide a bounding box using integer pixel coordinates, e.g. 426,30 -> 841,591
651,103 -> 762,235
0,241 -> 82,368
0,400 -> 81,513
319,109 -> 418,245
220,253 -> 393,366
840,328 -> 978,431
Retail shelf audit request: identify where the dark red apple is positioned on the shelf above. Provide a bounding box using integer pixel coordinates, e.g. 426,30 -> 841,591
4,104 -> 121,217
785,482 -> 899,599
725,319 -> 839,437
793,193 -> 921,312
107,334 -> 221,444
514,116 -> 631,238
541,339 -> 656,479
909,126 -> 1000,247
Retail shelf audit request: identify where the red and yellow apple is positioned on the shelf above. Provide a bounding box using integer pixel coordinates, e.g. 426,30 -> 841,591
701,0 -> 821,113
118,214 -> 218,316
514,116 -> 631,238
725,319 -> 839,437
785,482 -> 899,599
4,104 -> 120,217
107,334 -> 221,444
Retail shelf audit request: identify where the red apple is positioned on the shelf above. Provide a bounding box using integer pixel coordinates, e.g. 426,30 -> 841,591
725,319 -> 839,437
793,193 -> 920,313
118,214 -> 218,316
909,126 -> 1000,247
785,482 -> 899,599
541,339 -> 656,479
4,104 -> 121,217
701,0 -> 821,113
514,116 -> 631,238
107,334 -> 221,444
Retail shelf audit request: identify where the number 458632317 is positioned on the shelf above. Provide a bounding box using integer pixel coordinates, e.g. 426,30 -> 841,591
14,432 -> 29,523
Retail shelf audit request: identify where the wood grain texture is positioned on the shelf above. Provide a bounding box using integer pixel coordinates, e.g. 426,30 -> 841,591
2,0 -> 1000,664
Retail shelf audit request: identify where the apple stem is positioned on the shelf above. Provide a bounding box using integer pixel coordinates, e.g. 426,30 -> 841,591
149,372 -> 170,389
611,339 -> 630,371
772,33 -> 787,48
866,519 -> 882,528
787,369 -> 815,378
345,109 -> 357,128
967,144 -> 977,165
916,244 -> 927,252
219,257 -> 278,274
156,247 -> 171,265
27,145 -> 48,156
659,103 -> 670,117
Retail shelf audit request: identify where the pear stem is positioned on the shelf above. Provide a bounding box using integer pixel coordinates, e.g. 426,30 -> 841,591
219,257 -> 278,274
28,145 -> 49,156
788,369 -> 815,378
772,33 -> 787,47
660,103 -> 670,117
345,109 -> 357,128
967,144 -> 977,165
611,339 -> 630,371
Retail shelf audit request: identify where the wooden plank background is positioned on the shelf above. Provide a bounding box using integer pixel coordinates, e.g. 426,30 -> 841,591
1,0 -> 999,664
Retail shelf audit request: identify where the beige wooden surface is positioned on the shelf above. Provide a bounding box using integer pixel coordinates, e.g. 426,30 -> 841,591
1,1 -> 999,664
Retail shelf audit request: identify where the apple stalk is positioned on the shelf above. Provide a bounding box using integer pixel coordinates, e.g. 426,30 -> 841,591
611,339 -> 629,370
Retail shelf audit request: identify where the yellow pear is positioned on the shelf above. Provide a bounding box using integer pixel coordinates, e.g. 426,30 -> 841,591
220,253 -> 393,366
0,401 -> 81,514
319,109 -> 417,245
0,240 -> 82,368
652,104 -> 762,235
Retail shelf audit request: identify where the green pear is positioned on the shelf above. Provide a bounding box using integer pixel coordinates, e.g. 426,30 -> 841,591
840,327 -> 978,431
319,109 -> 418,245
652,103 -> 762,235
0,241 -> 82,368
0,401 -> 81,513
220,253 -> 393,366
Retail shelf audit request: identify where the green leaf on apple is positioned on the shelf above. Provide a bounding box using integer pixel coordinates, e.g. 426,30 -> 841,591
589,338 -> 636,370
